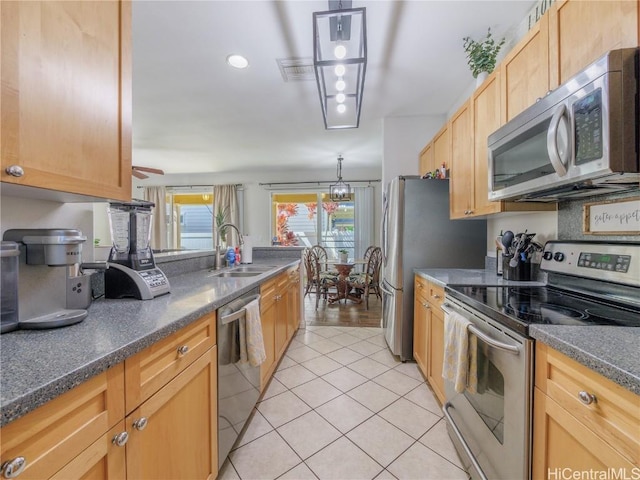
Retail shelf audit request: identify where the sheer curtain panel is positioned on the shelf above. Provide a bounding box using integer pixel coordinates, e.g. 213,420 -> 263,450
143,186 -> 168,251
354,186 -> 375,259
213,185 -> 240,247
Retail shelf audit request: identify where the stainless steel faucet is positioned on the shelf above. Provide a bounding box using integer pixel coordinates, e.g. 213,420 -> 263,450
214,223 -> 244,269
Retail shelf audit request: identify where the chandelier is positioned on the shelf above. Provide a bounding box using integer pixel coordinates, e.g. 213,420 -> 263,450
329,155 -> 351,201
313,1 -> 367,130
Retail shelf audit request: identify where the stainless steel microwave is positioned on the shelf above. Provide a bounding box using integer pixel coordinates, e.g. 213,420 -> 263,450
488,48 -> 639,202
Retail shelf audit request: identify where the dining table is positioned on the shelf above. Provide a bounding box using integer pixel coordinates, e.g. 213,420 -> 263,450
326,260 -> 365,304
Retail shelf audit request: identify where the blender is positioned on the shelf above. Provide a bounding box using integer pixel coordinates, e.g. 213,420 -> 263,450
104,200 -> 170,299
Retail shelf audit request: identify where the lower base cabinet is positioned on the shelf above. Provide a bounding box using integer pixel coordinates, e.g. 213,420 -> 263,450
426,308 -> 445,404
126,347 -> 217,479
0,317 -> 218,480
533,343 -> 639,474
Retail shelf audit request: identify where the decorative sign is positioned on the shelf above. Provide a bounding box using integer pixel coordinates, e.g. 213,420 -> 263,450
527,0 -> 555,30
583,197 -> 640,235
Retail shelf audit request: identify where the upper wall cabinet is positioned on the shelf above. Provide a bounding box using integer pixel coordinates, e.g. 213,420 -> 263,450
548,0 -> 639,88
418,142 -> 435,178
1,1 -> 132,201
500,14 -> 550,123
449,100 -> 474,218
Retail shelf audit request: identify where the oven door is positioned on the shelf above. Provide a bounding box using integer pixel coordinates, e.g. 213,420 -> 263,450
441,299 -> 533,480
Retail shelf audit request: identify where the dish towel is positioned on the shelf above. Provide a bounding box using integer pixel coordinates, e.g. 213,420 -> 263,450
239,298 -> 267,367
443,311 -> 473,393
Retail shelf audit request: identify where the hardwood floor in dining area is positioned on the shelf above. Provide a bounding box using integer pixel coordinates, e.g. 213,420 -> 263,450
304,294 -> 382,328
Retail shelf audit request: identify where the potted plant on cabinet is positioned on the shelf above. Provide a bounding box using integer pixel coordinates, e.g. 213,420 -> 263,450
463,27 -> 505,85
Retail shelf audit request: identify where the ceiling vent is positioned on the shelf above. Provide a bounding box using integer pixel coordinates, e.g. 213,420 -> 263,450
277,57 -> 315,82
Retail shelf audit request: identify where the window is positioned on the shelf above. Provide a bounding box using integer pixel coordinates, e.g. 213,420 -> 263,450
271,192 -> 356,259
168,192 -> 214,250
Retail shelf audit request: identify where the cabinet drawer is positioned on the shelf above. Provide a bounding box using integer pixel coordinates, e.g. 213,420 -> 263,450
535,343 -> 640,465
427,283 -> 445,309
0,364 -> 124,480
125,314 -> 216,413
414,275 -> 430,302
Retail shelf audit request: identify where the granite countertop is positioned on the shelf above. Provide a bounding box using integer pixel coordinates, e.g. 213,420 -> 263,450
0,259 -> 299,427
413,268 -> 640,396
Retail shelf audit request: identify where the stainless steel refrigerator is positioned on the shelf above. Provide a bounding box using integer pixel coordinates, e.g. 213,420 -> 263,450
381,176 -> 486,361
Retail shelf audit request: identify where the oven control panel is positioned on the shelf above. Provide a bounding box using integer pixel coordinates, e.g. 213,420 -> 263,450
541,241 -> 639,287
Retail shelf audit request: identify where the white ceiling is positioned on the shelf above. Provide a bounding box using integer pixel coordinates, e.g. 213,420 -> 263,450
132,0 -> 534,175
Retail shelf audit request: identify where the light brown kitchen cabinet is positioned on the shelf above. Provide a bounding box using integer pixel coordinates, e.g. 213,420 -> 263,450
418,142 -> 435,178
0,0 -> 132,201
425,282 -> 446,404
500,14 -> 550,122
0,365 -> 125,480
413,275 -> 429,376
413,275 -> 446,405
533,343 -> 640,476
432,125 -> 450,173
548,0 -> 639,89
287,265 -> 302,338
448,100 -> 475,218
260,267 -> 301,390
125,347 -> 218,480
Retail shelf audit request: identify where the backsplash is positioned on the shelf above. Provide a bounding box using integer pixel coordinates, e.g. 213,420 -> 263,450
558,190 -> 639,242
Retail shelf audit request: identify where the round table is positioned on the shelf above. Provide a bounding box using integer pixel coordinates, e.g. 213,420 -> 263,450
328,263 -> 362,304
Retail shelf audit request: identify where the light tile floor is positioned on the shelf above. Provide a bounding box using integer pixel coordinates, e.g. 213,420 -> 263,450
218,326 -> 469,480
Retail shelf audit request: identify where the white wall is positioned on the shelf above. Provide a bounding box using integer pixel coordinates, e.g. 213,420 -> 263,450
486,211 -> 558,258
129,166 -> 383,248
381,115 -> 445,187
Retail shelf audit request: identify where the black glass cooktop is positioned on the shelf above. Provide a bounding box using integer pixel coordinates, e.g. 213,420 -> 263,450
445,285 -> 640,336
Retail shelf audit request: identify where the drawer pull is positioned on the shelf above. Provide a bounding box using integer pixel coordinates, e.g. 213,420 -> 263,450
422,303 -> 430,309
112,432 -> 129,447
177,345 -> 189,356
133,417 -> 148,431
4,166 -> 24,178
432,294 -> 441,299
578,391 -> 596,405
1,457 -> 26,478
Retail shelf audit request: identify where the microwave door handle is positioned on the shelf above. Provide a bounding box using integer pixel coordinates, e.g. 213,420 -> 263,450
546,104 -> 570,177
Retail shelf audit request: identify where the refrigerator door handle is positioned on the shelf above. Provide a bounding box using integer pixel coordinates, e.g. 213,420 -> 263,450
382,194 -> 389,265
380,281 -> 394,296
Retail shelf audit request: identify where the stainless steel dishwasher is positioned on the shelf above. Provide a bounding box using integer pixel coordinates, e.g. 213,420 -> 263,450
217,288 -> 261,470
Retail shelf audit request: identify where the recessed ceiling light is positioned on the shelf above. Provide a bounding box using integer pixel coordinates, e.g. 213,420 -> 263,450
227,54 -> 249,69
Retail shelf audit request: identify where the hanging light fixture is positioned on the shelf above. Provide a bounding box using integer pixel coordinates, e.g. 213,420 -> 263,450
313,1 -> 367,130
329,155 -> 351,201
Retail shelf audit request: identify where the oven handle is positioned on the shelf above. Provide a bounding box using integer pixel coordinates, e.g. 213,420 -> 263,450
442,402 -> 489,480
441,303 -> 520,356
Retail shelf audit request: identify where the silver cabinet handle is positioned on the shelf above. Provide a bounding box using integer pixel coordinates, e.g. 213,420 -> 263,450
422,303 -> 430,309
432,294 -> 441,299
112,432 -> 129,447
1,457 -> 26,479
133,417 -> 148,430
578,391 -> 596,405
4,166 -> 24,178
177,345 -> 189,356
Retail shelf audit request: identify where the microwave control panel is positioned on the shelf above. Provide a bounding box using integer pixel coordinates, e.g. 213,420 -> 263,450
573,88 -> 603,164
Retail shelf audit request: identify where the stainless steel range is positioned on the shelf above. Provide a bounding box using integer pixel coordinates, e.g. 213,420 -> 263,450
441,241 -> 640,480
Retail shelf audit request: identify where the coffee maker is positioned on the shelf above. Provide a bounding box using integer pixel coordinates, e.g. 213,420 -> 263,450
105,200 -> 170,300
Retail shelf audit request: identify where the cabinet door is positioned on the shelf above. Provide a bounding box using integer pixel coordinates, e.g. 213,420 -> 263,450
472,71 -> 502,217
275,291 -> 288,360
413,293 -> 428,377
449,100 -> 474,219
50,423 -> 127,480
501,14 -> 550,122
432,125 -> 449,173
549,0 -> 639,88
0,365 -> 124,480
532,388 -> 635,478
260,297 -> 276,390
419,142 -> 435,177
126,347 -> 218,480
287,268 -> 301,339
1,0 -> 132,201
426,308 -> 445,405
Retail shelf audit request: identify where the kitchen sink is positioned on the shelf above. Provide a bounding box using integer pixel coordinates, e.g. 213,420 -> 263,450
209,271 -> 264,278
234,265 -> 277,272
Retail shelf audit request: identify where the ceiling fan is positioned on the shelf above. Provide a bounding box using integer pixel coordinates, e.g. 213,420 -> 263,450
132,165 -> 165,179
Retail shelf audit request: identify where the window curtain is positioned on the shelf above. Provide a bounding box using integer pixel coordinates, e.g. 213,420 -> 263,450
142,186 -> 168,251
213,185 -> 240,247
353,186 -> 375,259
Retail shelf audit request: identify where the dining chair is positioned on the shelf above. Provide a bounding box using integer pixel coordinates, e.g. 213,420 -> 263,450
348,247 -> 382,309
303,248 -> 337,310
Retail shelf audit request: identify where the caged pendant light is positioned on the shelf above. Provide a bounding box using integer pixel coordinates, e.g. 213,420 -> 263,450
329,155 -> 351,201
313,0 -> 367,129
